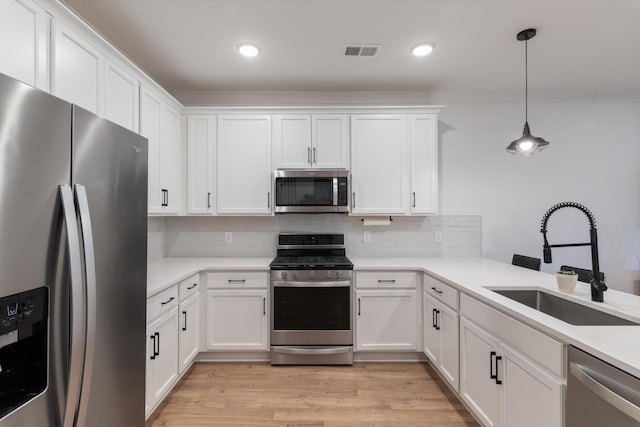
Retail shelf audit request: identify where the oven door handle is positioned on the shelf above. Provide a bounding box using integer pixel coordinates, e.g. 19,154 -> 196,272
272,346 -> 352,355
272,280 -> 352,288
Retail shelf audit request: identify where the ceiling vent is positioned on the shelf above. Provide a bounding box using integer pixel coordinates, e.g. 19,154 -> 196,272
344,45 -> 379,57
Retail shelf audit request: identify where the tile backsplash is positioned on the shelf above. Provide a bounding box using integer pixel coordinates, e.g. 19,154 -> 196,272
148,215 -> 481,260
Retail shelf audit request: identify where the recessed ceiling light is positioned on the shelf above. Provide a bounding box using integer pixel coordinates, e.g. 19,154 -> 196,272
237,43 -> 260,57
411,42 -> 434,57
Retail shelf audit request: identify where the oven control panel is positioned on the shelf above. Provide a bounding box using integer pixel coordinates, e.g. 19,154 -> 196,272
272,270 -> 353,281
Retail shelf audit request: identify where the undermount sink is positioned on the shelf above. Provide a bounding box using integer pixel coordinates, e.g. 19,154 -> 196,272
491,289 -> 639,326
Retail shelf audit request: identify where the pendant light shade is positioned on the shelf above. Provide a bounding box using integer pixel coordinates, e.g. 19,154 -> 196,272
506,28 -> 550,156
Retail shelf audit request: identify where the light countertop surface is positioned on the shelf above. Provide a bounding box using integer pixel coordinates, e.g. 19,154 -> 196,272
148,256 -> 640,378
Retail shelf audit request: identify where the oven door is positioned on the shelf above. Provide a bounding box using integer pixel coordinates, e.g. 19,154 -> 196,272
270,280 -> 352,345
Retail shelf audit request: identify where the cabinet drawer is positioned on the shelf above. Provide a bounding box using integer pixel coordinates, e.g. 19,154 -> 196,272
179,274 -> 200,301
206,271 -> 268,289
460,293 -> 563,377
424,274 -> 459,311
147,286 -> 179,323
356,271 -> 418,289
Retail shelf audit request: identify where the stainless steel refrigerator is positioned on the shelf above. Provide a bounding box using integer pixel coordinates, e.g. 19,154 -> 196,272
0,72 -> 147,427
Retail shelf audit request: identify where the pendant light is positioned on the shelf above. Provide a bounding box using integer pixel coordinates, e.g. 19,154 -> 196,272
506,28 -> 550,156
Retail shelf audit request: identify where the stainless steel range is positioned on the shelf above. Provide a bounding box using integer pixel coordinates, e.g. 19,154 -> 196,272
269,234 -> 353,365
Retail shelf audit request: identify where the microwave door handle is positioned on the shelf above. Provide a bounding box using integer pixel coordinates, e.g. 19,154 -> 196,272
333,178 -> 338,206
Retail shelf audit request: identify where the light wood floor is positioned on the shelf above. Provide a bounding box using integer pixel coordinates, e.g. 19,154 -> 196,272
146,362 -> 479,427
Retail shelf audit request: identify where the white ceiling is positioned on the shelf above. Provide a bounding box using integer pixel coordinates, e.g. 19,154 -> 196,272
61,0 -> 640,103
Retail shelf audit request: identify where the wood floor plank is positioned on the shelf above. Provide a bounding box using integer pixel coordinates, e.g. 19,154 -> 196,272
146,362 -> 479,427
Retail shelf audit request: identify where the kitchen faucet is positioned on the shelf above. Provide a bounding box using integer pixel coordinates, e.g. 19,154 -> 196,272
540,202 -> 607,302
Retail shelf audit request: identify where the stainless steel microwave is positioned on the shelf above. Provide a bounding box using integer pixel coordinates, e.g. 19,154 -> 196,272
274,169 -> 349,213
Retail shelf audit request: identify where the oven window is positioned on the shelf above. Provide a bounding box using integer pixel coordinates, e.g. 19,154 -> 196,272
273,286 -> 350,330
275,178 -> 334,206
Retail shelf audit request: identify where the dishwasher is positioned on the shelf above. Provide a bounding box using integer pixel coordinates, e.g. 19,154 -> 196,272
567,346 -> 640,426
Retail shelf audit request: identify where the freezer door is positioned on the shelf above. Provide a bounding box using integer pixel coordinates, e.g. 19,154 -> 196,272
72,107 -> 148,427
0,73 -> 71,426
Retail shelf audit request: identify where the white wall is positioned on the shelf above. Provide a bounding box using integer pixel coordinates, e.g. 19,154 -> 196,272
439,102 -> 640,294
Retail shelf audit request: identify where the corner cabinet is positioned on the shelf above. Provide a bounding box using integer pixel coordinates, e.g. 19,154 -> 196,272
205,272 -> 269,350
141,86 -> 181,214
272,115 -> 349,169
217,115 -> 273,215
459,294 -> 564,427
355,271 -> 419,351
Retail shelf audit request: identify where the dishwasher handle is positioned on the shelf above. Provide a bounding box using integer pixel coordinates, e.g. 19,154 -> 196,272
570,362 -> 640,422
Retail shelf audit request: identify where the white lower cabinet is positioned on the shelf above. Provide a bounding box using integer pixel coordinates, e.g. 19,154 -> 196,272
145,304 -> 179,418
459,300 -> 563,427
178,291 -> 200,374
355,289 -> 417,351
423,292 -> 459,390
206,289 -> 268,350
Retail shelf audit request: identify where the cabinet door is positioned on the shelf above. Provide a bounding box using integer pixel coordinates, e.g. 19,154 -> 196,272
0,0 -> 49,90
187,115 -> 216,214
410,114 -> 438,214
355,289 -> 417,351
272,115 -> 311,169
140,87 -> 163,213
460,317 -> 500,427
499,344 -> 563,427
103,58 -> 139,132
439,303 -> 459,391
51,21 -> 102,114
206,289 -> 268,350
179,293 -> 200,374
145,322 -> 155,417
217,115 -> 272,214
160,104 -> 181,213
147,307 -> 179,414
312,115 -> 349,169
423,293 -> 440,363
350,115 -> 410,215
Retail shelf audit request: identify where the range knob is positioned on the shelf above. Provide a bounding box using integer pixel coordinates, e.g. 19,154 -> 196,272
336,271 -> 341,280
280,272 -> 288,280
326,271 -> 331,279
309,270 -> 314,279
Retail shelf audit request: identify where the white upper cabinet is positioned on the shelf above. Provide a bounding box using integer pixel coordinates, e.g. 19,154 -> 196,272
51,21 -> 102,114
103,58 -> 139,132
273,115 -> 311,169
187,115 -> 216,214
350,114 -> 410,215
217,115 -> 272,215
312,115 -> 349,169
0,0 -> 49,91
141,86 -> 181,215
273,115 -> 349,169
410,114 -> 438,214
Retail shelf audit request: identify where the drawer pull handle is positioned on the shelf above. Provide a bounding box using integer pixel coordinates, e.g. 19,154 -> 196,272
228,279 -> 246,284
378,279 -> 396,283
187,283 -> 198,290
431,287 -> 443,294
160,297 -> 175,305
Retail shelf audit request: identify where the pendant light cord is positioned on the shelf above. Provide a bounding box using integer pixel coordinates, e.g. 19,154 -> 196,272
525,39 -> 528,122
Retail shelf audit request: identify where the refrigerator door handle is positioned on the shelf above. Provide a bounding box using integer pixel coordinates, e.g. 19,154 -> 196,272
74,185 -> 98,427
59,185 -> 86,427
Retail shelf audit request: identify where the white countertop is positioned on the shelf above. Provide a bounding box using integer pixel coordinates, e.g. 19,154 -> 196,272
147,257 -> 271,296
148,256 -> 640,378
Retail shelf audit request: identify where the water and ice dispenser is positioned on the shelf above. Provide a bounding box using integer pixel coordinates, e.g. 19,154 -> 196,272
0,287 -> 48,418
